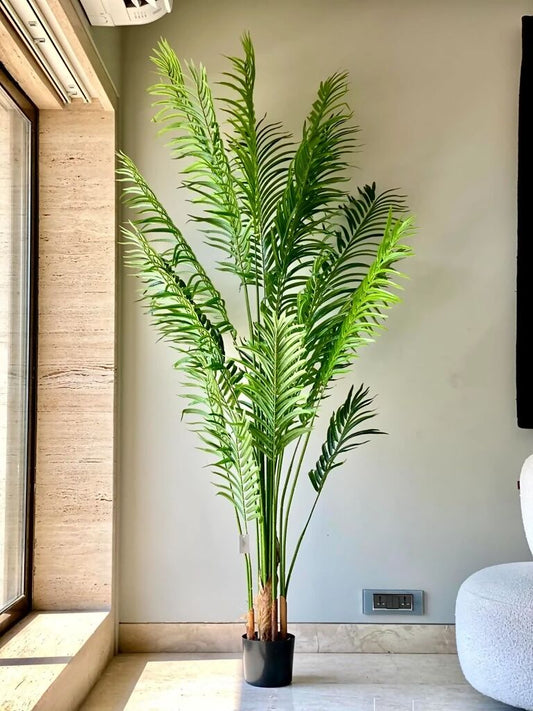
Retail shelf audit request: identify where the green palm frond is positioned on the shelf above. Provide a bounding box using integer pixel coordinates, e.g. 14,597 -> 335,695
314,214 -> 414,394
267,72 -> 358,310
308,385 -> 380,493
123,222 -> 227,363
219,33 -> 294,289
215,416 -> 261,522
299,184 -> 406,334
122,35 -> 414,627
192,368 -> 261,524
150,40 -> 252,284
118,152 -> 235,336
125,219 -> 260,527
239,310 -> 311,460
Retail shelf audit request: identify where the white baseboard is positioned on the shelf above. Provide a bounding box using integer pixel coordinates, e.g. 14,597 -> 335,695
119,623 -> 456,654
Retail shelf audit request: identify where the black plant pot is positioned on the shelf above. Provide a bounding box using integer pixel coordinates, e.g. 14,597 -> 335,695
242,633 -> 295,687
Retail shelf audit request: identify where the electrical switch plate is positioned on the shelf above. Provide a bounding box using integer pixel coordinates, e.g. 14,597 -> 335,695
362,589 -> 424,615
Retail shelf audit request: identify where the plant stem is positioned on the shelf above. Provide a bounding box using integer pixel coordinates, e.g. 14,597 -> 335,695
255,277 -> 261,326
285,489 -> 322,590
263,456 -> 271,588
245,552 -> 253,610
243,282 -> 253,339
279,441 -> 300,532
280,427 -> 313,594
281,392 -> 327,593
257,450 -> 268,587
280,595 -> 287,638
279,390 -> 326,596
278,439 -> 302,595
269,457 -> 277,603
228,493 -> 253,606
260,519 -> 268,588
271,597 -> 278,641
247,607 -> 255,640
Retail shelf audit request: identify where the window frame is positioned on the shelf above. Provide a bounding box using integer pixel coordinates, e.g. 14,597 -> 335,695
0,64 -> 38,638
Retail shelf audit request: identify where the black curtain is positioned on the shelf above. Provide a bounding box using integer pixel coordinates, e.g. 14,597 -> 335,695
517,16 -> 533,428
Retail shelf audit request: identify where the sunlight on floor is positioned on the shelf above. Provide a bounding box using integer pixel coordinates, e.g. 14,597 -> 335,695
0,611 -> 108,709
80,653 -> 518,711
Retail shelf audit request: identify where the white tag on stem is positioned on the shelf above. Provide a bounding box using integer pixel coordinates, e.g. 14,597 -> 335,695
239,534 -> 250,554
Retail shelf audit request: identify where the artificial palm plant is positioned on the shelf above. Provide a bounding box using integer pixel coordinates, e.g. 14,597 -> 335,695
119,35 -> 413,644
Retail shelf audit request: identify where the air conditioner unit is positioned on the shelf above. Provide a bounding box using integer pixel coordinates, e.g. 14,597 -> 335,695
79,0 -> 172,26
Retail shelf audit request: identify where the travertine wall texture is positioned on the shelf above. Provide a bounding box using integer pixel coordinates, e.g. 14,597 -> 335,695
33,108 -> 116,609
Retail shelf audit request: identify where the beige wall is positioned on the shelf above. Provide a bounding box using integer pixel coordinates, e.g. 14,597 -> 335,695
90,28 -> 122,97
33,107 -> 116,609
120,0 -> 533,624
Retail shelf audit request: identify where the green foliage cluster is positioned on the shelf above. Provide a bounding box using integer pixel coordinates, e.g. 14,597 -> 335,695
119,34 -> 413,632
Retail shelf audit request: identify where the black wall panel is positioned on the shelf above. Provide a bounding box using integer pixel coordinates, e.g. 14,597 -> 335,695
517,16 -> 533,428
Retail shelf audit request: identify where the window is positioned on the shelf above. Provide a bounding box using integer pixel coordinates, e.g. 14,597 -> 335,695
0,66 -> 37,636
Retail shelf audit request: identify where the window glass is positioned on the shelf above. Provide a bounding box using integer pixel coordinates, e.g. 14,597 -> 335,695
0,81 -> 32,615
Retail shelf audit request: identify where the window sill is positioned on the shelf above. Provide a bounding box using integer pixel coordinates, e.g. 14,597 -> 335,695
0,610 -> 113,711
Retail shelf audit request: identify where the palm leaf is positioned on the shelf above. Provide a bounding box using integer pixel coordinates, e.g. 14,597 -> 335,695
149,40 -> 252,284
299,184 -> 406,334
118,152 -> 235,336
267,72 -> 358,311
191,367 -> 261,524
308,384 -> 380,493
124,221 -> 260,525
219,33 -> 294,289
123,222 -> 227,363
239,310 -> 311,461
314,214 -> 414,395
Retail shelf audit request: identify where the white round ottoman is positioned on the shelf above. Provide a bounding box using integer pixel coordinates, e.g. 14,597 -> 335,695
456,455 -> 533,710
456,562 -> 533,709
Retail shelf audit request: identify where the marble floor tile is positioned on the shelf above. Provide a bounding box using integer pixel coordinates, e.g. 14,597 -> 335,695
81,653 -> 519,711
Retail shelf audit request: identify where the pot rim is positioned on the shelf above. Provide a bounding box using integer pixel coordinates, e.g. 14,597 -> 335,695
242,633 -> 295,643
